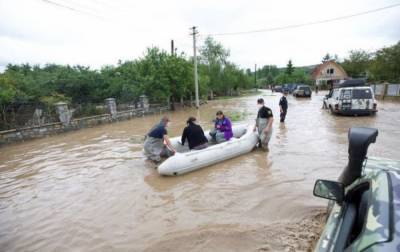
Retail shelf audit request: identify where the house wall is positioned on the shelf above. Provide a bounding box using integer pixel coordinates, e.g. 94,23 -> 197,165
314,62 -> 348,85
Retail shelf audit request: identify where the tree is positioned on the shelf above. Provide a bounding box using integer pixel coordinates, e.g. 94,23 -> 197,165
368,42 -> 400,82
0,74 -> 17,128
199,36 -> 231,95
341,50 -> 371,78
285,60 -> 294,76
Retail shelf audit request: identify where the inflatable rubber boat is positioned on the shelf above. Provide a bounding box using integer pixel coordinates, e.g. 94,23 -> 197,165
158,124 -> 258,176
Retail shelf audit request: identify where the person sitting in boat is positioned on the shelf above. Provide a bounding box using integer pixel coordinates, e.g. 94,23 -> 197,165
181,117 -> 208,150
143,116 -> 175,163
253,98 -> 273,151
209,111 -> 233,143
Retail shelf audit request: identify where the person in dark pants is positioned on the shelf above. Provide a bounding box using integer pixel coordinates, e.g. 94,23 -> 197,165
279,91 -> 288,123
181,117 -> 208,150
253,98 -> 273,150
143,116 -> 175,162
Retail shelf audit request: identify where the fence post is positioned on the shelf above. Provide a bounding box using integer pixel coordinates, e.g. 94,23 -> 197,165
55,102 -> 72,126
105,98 -> 117,119
383,83 -> 389,100
139,95 -> 149,112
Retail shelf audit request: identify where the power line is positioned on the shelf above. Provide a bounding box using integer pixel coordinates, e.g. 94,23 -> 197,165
40,0 -> 106,19
205,3 -> 400,37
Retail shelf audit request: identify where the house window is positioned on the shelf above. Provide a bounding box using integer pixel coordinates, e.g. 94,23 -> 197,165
326,68 -> 334,75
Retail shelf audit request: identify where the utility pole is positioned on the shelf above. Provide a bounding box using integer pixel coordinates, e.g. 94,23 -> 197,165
254,64 -> 257,91
190,26 -> 199,109
171,40 -> 174,56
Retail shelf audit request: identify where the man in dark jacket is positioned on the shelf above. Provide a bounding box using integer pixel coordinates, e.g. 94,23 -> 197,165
143,116 -> 175,162
181,117 -> 208,150
279,90 -> 288,123
253,98 -> 273,150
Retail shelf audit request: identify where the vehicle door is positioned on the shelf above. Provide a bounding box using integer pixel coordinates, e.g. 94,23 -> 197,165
328,89 -> 339,107
334,171 -> 391,252
303,87 -> 311,96
351,88 -> 373,110
340,89 -> 352,111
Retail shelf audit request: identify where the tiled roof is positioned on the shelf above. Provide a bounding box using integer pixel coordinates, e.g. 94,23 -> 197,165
311,60 -> 348,79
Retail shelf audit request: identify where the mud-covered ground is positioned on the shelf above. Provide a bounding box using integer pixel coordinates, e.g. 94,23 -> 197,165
1,90 -> 399,251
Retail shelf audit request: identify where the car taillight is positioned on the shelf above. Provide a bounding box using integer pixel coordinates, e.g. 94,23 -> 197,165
334,104 -> 339,110
373,103 -> 377,110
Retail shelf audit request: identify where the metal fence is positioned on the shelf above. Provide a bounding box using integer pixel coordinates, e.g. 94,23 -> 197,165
370,83 -> 400,98
387,84 -> 400,96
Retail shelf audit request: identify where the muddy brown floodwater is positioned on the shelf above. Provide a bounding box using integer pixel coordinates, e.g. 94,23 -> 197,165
1,90 -> 400,252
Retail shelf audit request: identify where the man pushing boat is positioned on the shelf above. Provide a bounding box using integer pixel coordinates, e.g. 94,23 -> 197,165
254,98 -> 273,151
143,116 -> 176,163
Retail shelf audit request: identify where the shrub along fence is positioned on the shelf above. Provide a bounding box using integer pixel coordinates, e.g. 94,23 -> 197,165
0,96 -> 169,146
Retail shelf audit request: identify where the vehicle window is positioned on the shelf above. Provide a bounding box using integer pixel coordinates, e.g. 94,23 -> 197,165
341,89 -> 352,99
353,89 -> 372,99
333,89 -> 340,99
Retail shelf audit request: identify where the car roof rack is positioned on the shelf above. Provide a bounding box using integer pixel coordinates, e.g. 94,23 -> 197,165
334,79 -> 366,88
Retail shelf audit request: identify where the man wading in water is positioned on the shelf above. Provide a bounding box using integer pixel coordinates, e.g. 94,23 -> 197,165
279,90 -> 288,123
254,98 -> 273,151
143,116 -> 175,163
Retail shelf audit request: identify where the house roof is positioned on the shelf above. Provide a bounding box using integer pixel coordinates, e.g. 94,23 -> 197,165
311,60 -> 348,80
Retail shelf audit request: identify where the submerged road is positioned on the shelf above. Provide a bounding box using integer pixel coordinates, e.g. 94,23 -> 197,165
1,90 -> 399,251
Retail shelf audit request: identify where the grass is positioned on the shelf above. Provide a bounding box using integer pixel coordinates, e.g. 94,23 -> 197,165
214,89 -> 262,100
227,110 -> 252,122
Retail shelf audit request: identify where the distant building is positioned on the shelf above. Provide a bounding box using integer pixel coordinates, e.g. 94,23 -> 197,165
311,60 -> 348,88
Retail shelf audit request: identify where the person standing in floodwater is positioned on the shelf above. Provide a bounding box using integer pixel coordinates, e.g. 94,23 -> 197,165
254,98 -> 273,151
143,116 -> 175,163
279,90 -> 288,123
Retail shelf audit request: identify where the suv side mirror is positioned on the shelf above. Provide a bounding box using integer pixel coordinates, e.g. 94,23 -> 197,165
313,179 -> 344,204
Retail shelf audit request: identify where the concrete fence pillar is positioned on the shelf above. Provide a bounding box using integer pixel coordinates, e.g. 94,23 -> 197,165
105,98 -> 117,119
33,108 -> 44,125
55,102 -> 72,126
139,95 -> 149,112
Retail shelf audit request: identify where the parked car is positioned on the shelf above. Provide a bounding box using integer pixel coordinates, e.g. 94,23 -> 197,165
283,83 -> 298,93
323,80 -> 377,116
292,85 -> 312,97
313,127 -> 400,251
273,85 -> 283,92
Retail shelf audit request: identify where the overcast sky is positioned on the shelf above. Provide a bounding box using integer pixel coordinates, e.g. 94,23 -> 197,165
1,0 -> 399,72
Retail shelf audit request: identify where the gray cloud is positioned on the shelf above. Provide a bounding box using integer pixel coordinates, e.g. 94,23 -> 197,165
0,0 -> 399,70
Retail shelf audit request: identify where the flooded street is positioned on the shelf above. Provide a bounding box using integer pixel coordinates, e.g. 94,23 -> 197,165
1,90 -> 400,251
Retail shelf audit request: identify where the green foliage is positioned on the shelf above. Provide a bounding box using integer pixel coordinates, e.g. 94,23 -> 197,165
285,60 -> 294,75
341,50 -> 371,78
368,42 -> 400,82
322,53 -> 338,62
274,68 -> 312,85
227,110 -> 251,122
340,41 -> 400,82
0,38 -> 255,129
199,36 -> 251,96
0,74 -> 17,105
